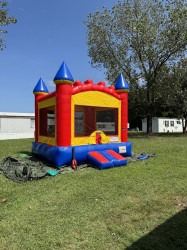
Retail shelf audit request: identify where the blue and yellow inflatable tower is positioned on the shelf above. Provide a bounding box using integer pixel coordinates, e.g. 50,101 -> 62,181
32,62 -> 132,169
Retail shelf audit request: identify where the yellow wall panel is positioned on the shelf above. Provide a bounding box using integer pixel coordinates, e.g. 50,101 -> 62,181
38,136 -> 56,146
38,97 -> 56,109
72,91 -> 120,108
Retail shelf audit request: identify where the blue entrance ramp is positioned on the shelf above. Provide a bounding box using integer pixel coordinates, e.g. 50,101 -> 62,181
87,150 -> 127,170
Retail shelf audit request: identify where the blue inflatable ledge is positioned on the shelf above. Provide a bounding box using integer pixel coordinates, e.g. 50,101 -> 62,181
32,142 -> 132,168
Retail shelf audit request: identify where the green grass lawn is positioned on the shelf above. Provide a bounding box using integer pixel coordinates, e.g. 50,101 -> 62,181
0,136 -> 186,250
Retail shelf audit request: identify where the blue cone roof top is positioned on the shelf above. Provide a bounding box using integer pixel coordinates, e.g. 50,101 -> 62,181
54,61 -> 74,83
115,73 -> 130,92
33,78 -> 49,94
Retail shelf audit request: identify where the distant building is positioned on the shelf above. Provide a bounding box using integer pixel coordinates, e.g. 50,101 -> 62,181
0,112 -> 35,140
142,117 -> 184,133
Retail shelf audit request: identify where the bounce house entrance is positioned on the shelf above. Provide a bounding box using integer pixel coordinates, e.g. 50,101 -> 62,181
72,105 -> 120,146
88,130 -> 110,144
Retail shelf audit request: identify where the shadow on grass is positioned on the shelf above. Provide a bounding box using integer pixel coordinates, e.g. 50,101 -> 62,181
126,209 -> 187,250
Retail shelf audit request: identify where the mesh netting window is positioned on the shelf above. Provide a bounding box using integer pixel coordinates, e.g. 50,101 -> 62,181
39,106 -> 55,137
75,105 -> 118,137
96,109 -> 117,134
75,111 -> 84,135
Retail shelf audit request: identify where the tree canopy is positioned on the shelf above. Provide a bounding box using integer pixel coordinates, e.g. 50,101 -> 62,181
0,1 -> 17,50
165,59 -> 187,133
85,0 -> 187,133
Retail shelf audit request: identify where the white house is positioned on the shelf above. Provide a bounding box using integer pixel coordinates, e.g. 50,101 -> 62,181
142,117 -> 184,133
0,112 -> 35,140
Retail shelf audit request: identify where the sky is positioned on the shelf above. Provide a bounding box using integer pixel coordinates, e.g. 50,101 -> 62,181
0,0 -> 118,113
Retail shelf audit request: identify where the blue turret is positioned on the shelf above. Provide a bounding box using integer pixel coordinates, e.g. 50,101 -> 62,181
54,61 -> 74,85
115,73 -> 130,92
33,78 -> 49,95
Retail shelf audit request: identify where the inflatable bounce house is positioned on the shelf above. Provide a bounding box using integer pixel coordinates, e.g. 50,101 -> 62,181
32,62 -> 132,169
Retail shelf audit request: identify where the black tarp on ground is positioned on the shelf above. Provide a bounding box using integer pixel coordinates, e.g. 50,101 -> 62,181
0,155 -> 88,182
0,153 -> 155,182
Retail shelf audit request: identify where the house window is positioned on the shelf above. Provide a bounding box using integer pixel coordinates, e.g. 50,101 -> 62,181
170,121 -> 174,127
165,121 -> 169,127
177,120 -> 181,124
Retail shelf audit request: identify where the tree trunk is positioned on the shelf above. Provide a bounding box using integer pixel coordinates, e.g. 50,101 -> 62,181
146,115 -> 152,134
182,118 -> 187,134
146,85 -> 152,134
